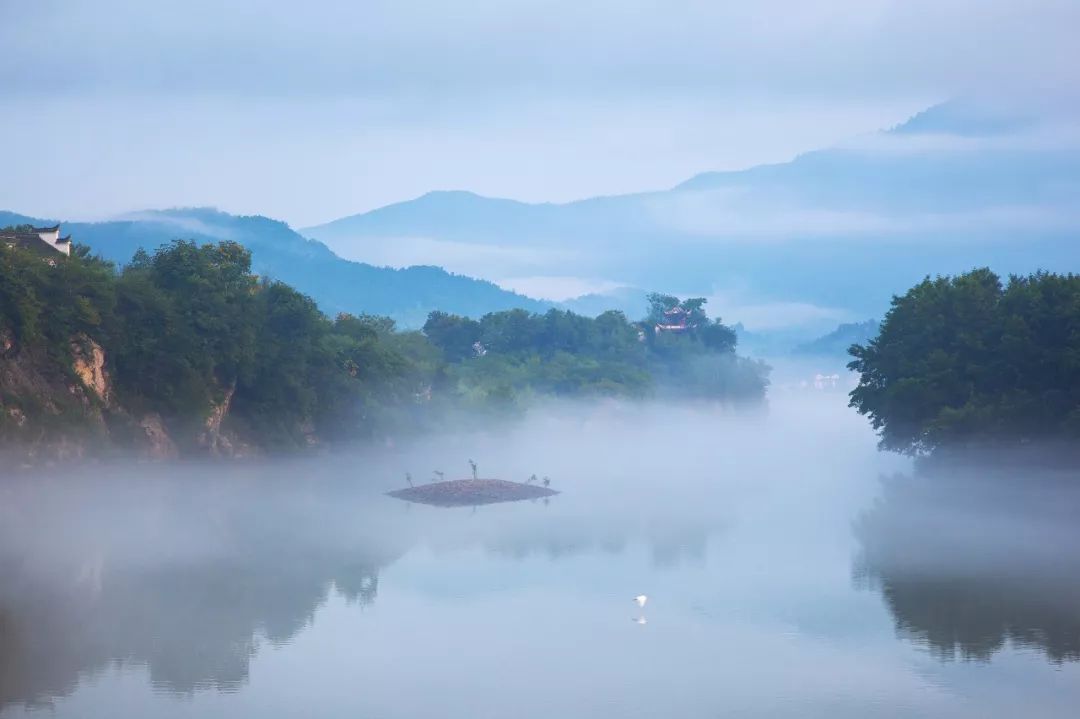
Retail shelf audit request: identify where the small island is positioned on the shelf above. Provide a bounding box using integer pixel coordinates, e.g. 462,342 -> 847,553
387,479 -> 559,507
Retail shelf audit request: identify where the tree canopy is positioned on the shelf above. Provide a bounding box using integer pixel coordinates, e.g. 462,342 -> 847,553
423,298 -> 766,407
848,268 -> 1080,455
2,233 -> 768,454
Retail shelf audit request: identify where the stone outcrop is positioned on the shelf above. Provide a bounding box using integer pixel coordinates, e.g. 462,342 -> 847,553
298,418 -> 319,448
138,413 -> 179,460
0,329 -> 293,465
0,329 -> 179,464
0,327 -> 14,358
195,382 -> 258,458
70,335 -> 111,405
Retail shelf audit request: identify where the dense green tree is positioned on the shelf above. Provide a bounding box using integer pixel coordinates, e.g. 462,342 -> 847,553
589,310 -> 642,358
2,236 -> 425,450
422,296 -> 765,403
3,231 -> 769,454
849,268 -> 1080,455
645,293 -> 680,325
422,311 -> 482,362
110,240 -> 258,422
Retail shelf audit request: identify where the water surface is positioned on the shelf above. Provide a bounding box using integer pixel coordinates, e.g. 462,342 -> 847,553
2,396 -> 1078,718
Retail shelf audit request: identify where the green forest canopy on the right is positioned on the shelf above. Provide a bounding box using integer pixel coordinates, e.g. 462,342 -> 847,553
848,268 -> 1080,456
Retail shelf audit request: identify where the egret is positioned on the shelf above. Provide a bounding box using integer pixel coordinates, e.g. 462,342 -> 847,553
634,595 -> 648,608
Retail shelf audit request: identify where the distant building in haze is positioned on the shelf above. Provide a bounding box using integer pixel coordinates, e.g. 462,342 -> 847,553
655,306 -> 695,333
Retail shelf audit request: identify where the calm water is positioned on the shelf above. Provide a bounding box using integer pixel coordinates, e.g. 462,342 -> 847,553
2,396 -> 1079,718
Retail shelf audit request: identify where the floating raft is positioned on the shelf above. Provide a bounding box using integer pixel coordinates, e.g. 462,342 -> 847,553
387,479 -> 559,507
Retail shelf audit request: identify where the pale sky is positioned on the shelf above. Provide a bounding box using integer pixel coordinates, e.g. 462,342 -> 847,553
2,0 -> 1077,227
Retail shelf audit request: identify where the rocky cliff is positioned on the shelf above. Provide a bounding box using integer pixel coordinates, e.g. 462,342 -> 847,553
0,329 -> 249,465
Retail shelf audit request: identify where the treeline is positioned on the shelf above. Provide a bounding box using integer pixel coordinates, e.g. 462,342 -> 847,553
849,268 -> 1080,456
423,293 -> 767,407
1,236 -> 767,454
1,237 -> 418,450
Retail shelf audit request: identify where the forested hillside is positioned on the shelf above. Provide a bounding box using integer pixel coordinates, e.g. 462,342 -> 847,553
794,320 -> 880,358
1,233 -> 766,462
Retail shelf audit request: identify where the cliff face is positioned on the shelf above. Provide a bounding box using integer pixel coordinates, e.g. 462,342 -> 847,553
195,382 -> 255,458
70,336 -> 110,406
0,329 -> 108,463
0,329 -> 255,464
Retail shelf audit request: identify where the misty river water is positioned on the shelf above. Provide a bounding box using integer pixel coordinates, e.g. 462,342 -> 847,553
2,393 -> 1079,718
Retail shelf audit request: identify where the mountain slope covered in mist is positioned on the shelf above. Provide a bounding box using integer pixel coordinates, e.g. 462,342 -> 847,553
303,101 -> 1080,328
0,208 -> 548,327
793,320 -> 880,358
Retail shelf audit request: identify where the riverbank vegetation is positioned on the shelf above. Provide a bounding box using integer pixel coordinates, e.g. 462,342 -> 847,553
423,292 -> 766,407
1,234 -> 767,458
848,268 -> 1080,456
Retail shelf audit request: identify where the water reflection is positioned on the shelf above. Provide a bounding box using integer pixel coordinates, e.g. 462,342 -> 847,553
0,469 -> 410,709
0,454 -> 727,712
855,466 -> 1080,662
13,399 -> 1075,718
442,513 -> 712,567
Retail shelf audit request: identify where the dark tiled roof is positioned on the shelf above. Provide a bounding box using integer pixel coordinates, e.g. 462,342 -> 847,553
1,232 -> 69,254
31,225 -> 60,233
1,233 -> 47,249
57,235 -> 71,243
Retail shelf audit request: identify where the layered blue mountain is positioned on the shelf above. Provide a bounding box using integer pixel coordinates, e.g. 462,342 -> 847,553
792,320 -> 881,358
0,208 -> 547,326
304,101 -> 1080,325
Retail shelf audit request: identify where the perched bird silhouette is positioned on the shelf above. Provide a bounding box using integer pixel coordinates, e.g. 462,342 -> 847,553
405,472 -> 413,487
433,470 -> 445,482
542,476 -> 551,488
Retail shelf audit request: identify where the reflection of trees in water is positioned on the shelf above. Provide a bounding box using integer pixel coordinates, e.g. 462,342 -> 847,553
0,466 -> 726,710
0,476 -> 408,710
855,469 -> 1080,663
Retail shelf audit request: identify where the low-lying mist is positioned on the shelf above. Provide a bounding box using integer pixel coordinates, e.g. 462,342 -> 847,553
855,466 -> 1080,663
0,395 -> 878,695
3,392 -> 1078,717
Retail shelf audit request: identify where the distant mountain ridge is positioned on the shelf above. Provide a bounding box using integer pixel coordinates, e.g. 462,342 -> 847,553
7,101 -> 1076,333
0,208 -> 549,327
302,101 -> 1080,328
793,319 -> 880,357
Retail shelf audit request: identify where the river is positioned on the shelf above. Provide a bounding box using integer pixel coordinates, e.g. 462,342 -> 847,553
1,394 -> 1078,718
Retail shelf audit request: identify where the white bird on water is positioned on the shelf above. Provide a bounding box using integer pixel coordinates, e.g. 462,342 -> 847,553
634,594 -> 648,608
